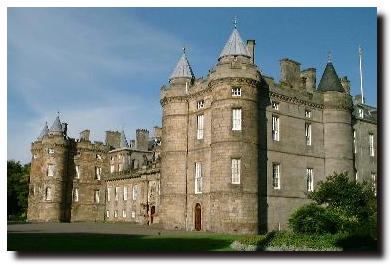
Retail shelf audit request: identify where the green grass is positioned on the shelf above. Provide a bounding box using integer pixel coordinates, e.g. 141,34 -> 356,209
8,232 -> 241,252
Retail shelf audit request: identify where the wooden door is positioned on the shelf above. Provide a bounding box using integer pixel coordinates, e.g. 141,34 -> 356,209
195,203 -> 201,231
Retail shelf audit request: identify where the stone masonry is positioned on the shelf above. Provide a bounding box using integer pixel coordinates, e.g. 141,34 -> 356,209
27,23 -> 377,234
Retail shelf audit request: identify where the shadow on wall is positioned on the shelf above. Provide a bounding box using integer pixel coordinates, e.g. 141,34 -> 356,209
258,77 -> 270,234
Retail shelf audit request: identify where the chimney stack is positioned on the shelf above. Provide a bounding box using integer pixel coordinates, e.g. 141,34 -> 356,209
246,40 -> 256,64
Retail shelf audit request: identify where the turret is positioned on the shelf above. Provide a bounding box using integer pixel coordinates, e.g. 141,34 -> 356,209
159,49 -> 194,230
27,115 -> 72,222
318,59 -> 354,177
207,22 -> 263,233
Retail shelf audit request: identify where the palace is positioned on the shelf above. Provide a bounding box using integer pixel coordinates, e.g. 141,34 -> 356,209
27,23 -> 377,234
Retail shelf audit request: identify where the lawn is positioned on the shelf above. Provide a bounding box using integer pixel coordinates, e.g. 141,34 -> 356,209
8,232 -> 241,252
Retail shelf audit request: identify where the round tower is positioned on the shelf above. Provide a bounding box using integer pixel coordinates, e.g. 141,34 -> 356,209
207,25 -> 263,233
28,116 -> 71,222
160,49 -> 194,230
318,61 -> 354,177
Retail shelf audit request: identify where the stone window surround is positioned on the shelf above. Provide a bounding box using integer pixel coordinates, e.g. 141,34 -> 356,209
272,163 -> 281,190
231,158 -> 241,184
305,123 -> 312,146
306,168 -> 314,192
232,108 -> 242,131
195,162 -> 202,194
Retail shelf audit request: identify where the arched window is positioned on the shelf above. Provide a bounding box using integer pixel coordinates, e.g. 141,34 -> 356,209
45,187 -> 52,201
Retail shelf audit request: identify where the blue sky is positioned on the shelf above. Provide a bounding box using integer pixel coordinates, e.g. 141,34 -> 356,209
8,7 -> 377,163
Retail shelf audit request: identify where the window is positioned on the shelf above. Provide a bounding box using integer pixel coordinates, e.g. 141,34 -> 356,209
355,172 -> 358,181
369,133 -> 374,157
122,210 -> 127,218
95,167 -> 102,180
232,87 -> 241,96
119,163 -> 123,172
306,168 -> 314,192
353,130 -> 357,154
114,210 -> 118,218
272,163 -> 280,189
96,154 -> 102,160
106,210 -> 110,218
107,187 -> 111,202
33,154 -> 38,159
272,116 -> 280,141
195,162 -> 202,194
358,108 -> 364,118
197,100 -> 205,109
133,186 -> 137,201
94,190 -> 100,204
74,188 -> 79,202
231,158 -> 241,184
48,148 -> 55,154
47,164 -> 55,177
115,187 -> 119,201
305,123 -> 312,146
45,187 -> 52,201
272,101 -> 279,110
305,110 -> 311,118
131,211 -> 136,218
197,114 -> 204,139
123,186 -> 128,201
75,165 -> 80,179
110,156 -> 114,162
232,109 -> 242,131
110,164 -> 115,173
371,173 -> 377,196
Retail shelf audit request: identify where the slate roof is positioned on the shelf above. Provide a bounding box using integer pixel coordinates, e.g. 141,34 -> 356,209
37,122 -> 49,140
169,52 -> 194,80
219,28 -> 250,59
49,116 -> 63,133
317,62 -> 344,92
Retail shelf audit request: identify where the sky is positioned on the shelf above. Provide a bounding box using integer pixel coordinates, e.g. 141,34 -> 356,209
7,7 -> 377,164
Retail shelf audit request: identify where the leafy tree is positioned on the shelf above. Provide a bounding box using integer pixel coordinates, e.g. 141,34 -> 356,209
289,203 -> 340,234
309,172 -> 377,235
7,160 -> 30,220
288,172 -> 377,237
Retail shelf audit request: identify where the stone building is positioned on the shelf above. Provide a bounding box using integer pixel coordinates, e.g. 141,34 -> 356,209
27,23 -> 377,234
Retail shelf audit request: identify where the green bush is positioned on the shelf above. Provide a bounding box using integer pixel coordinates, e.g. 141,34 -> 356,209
289,203 -> 340,234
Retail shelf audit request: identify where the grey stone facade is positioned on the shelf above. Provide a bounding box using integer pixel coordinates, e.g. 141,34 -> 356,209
27,24 -> 377,234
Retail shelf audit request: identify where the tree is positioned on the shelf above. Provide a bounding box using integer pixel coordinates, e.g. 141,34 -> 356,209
309,172 -> 377,234
289,172 -> 377,237
7,160 -> 30,220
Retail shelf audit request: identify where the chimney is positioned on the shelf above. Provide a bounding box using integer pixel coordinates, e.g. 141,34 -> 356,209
300,68 -> 316,92
246,40 -> 256,64
80,129 -> 90,141
280,58 -> 301,88
61,123 -> 68,136
340,76 -> 351,94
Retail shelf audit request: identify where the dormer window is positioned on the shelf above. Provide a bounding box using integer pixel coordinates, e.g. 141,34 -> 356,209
197,100 -> 205,109
48,148 -> 55,154
358,108 -> 364,118
232,87 -> 241,97
272,101 -> 279,110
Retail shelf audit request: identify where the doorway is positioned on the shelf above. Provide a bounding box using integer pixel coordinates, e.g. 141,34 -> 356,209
150,206 -> 155,224
195,203 -> 201,231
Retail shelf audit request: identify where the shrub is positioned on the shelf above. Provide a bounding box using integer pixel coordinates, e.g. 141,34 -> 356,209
289,203 -> 340,234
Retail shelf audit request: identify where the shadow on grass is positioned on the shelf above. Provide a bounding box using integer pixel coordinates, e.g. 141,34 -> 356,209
8,232 -> 236,253
335,234 -> 377,251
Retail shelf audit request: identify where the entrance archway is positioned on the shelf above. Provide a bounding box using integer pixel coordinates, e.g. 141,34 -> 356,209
195,203 -> 201,231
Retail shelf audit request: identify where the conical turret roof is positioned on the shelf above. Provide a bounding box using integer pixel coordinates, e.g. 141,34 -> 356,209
219,28 -> 250,59
37,121 -> 49,140
169,50 -> 194,80
318,62 -> 344,92
120,130 -> 129,148
49,115 -> 63,133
